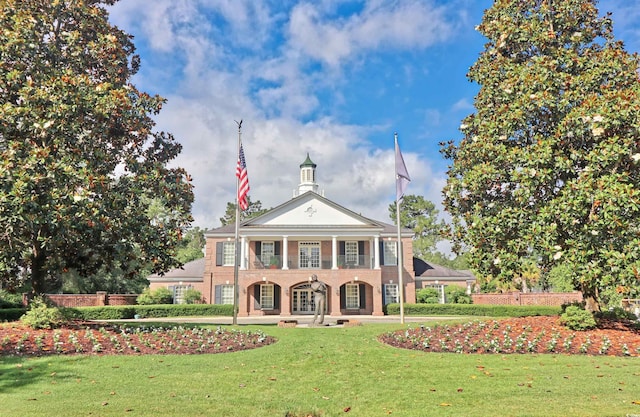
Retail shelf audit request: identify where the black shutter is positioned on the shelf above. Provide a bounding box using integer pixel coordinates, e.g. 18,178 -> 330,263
274,285 -> 281,309
379,241 -> 385,266
339,285 -> 345,309
358,241 -> 364,265
214,285 -> 221,304
359,284 -> 366,309
216,242 -> 223,266
254,285 -> 261,309
256,242 -> 262,257
382,284 -> 387,305
339,241 -> 345,255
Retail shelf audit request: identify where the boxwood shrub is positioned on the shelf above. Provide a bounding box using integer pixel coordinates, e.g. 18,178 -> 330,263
385,303 -> 561,317
0,308 -> 27,322
63,303 -> 234,321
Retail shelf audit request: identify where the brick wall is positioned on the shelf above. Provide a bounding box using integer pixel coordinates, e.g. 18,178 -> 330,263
471,292 -> 583,306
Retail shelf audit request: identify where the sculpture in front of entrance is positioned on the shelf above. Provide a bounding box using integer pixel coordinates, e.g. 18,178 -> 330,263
310,274 -> 327,325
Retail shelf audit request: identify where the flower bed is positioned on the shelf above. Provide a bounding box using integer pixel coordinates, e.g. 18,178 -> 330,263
380,316 -> 640,356
0,322 -> 275,357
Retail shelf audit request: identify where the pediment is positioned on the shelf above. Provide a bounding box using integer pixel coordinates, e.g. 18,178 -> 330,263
245,192 -> 376,227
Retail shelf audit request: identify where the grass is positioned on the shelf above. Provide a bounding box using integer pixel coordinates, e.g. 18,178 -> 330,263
1,321 -> 640,417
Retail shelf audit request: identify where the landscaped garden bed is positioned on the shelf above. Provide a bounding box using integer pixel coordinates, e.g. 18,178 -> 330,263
380,315 -> 640,356
0,322 -> 275,356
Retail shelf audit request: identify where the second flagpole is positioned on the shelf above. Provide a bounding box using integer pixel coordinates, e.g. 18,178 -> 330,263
232,120 -> 242,325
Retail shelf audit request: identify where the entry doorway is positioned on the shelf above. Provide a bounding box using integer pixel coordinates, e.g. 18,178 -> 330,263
292,284 -> 315,314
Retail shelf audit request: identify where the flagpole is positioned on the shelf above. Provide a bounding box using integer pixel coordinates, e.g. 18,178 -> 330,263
395,133 -> 405,324
233,120 -> 242,325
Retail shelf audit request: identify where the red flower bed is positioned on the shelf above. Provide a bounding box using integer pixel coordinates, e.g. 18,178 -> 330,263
0,322 -> 275,357
380,316 -> 640,356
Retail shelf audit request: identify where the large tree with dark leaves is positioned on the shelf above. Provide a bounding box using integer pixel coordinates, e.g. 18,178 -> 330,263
0,0 -> 194,294
441,0 -> 640,310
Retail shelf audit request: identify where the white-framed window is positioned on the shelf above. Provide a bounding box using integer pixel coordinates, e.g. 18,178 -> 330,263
384,284 -> 399,304
345,283 -> 360,309
299,241 -> 320,269
428,284 -> 446,304
260,241 -> 275,265
260,284 -> 274,310
223,242 -> 235,266
383,241 -> 397,266
221,284 -> 234,304
345,241 -> 359,266
172,285 -> 191,304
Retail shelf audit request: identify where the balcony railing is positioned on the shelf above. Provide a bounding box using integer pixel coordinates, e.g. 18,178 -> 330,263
251,255 -> 371,270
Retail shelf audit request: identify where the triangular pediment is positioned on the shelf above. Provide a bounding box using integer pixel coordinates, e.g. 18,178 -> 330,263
245,192 -> 377,227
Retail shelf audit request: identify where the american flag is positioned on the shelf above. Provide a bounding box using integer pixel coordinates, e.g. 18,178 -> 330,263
236,143 -> 250,211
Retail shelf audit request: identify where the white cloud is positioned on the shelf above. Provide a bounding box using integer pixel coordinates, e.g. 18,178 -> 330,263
288,1 -> 453,67
106,1 -> 462,229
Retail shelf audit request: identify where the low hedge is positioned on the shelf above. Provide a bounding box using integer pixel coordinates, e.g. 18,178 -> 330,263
0,308 -> 27,322
63,303 -> 235,321
385,303 -> 561,317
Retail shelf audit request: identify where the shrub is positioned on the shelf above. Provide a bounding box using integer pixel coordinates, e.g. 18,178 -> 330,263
386,303 -> 560,317
0,308 -> 26,322
416,288 -> 439,304
0,290 -> 23,308
183,288 -> 203,304
63,303 -> 234,321
595,306 -> 638,321
137,287 -> 174,305
559,305 -> 597,331
20,296 -> 66,329
445,285 -> 472,304
154,287 -> 174,304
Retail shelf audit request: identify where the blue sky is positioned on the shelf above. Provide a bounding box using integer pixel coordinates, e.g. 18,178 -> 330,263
107,0 -> 640,235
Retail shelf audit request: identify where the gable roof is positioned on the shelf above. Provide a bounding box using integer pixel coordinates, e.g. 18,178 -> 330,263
148,258 -> 205,282
413,257 -> 475,280
206,191 -> 412,237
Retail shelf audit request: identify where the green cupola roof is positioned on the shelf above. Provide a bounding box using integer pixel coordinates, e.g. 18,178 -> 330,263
300,153 -> 317,168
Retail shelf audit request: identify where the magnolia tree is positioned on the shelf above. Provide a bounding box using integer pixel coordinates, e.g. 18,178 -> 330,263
0,1 -> 194,294
441,0 -> 640,310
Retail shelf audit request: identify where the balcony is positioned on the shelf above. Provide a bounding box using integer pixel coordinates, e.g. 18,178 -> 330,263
251,255 -> 372,270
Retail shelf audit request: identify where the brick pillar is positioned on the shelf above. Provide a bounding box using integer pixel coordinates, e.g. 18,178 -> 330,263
280,286 -> 291,316
96,291 -> 107,306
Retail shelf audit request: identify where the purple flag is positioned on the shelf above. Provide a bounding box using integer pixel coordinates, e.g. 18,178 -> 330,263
395,134 -> 410,201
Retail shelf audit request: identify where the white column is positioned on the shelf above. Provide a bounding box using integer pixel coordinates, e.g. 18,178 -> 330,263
282,236 -> 289,270
374,236 -> 380,269
332,236 -> 338,269
240,236 -> 247,270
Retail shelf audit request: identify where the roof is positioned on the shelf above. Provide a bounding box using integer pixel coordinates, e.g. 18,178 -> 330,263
206,191 -> 412,237
148,258 -> 205,281
413,257 -> 475,280
300,153 -> 317,168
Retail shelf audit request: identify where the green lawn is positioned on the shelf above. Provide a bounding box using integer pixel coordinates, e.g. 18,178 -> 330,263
1,321 -> 639,417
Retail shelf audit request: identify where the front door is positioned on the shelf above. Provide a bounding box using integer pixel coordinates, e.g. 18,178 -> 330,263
292,284 -> 316,314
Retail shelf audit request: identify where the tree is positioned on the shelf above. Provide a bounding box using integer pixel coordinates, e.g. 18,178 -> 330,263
441,0 -> 640,311
0,1 -> 194,295
219,197 -> 269,226
388,195 -> 457,264
175,227 -> 206,263
61,265 -> 149,294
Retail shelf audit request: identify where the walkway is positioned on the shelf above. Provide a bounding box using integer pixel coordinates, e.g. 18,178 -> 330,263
120,315 -> 463,326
